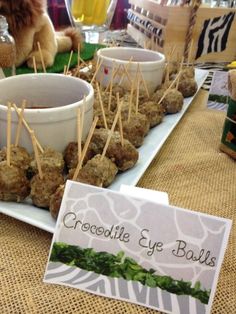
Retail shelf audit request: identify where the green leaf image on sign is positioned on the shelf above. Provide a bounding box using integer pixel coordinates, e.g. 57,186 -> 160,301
50,242 -> 210,305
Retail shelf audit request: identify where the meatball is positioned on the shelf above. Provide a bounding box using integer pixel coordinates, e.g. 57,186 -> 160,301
119,102 -> 150,135
151,88 -> 165,104
122,112 -> 150,147
162,89 -> 184,114
112,84 -> 126,97
120,93 -> 134,105
63,129 -> 106,171
30,147 -> 65,175
119,101 -> 135,118
86,128 -> 139,171
30,170 -> 64,208
94,90 -> 117,112
0,161 -> 30,202
139,101 -> 164,128
84,128 -> 108,161
64,142 -> 78,170
138,90 -> 151,104
178,78 -> 198,98
49,184 -> 65,219
106,132 -> 139,171
0,145 -> 31,172
180,66 -> 195,80
70,154 -> 118,188
169,61 -> 179,76
63,130 -> 106,171
94,107 -> 115,129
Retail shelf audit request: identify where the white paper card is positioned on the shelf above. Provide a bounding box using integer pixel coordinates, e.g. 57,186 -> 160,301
120,184 -> 169,205
44,181 -> 232,314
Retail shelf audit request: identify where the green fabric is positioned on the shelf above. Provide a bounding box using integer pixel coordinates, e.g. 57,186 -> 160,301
4,42 -> 104,76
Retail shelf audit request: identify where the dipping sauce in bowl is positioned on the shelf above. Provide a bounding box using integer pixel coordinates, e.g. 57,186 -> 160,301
0,73 -> 94,152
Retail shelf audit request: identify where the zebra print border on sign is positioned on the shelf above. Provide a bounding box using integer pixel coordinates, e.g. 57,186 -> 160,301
195,64 -> 229,111
45,262 -> 207,314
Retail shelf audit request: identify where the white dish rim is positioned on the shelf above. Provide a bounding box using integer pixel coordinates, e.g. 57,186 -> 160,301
0,68 -> 209,234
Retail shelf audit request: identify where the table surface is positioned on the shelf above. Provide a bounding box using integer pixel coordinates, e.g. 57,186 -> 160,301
1,89 -> 235,314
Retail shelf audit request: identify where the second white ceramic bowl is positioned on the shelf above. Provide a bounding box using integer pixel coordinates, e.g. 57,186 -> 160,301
96,47 -> 165,94
0,73 -> 94,153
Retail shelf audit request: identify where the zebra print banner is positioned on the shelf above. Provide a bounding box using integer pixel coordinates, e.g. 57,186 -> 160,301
196,12 -> 235,59
127,10 -> 163,39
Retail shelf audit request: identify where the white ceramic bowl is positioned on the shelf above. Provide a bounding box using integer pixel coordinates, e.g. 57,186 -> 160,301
96,47 -> 165,94
0,73 -> 94,153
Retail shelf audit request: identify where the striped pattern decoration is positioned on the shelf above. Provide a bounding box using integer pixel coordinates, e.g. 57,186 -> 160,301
196,12 -> 235,59
207,101 -> 228,111
45,262 -> 207,314
127,10 -> 163,40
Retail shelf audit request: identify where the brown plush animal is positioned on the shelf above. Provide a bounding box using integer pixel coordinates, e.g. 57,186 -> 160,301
0,0 -> 82,69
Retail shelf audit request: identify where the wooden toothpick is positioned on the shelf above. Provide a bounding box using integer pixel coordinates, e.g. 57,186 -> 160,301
12,103 -> 44,153
30,129 -> 43,179
77,43 -> 80,68
90,58 -> 103,84
78,55 -> 88,68
37,42 -> 46,73
15,100 -> 26,147
81,98 -> 85,137
66,50 -> 73,75
138,63 -> 149,98
77,97 -> 85,162
176,56 -> 184,90
77,108 -> 82,162
32,56 -> 37,74
105,60 -> 116,93
72,116 -> 98,181
96,82 -> 108,129
135,73 -> 140,115
128,80 -> 135,123
119,57 -> 133,86
101,102 -> 121,161
63,65 -> 67,75
158,71 -> 182,105
108,61 -> 116,111
116,93 -> 124,147
6,102 -> 12,167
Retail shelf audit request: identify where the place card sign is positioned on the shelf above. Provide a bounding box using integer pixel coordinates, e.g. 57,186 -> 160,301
44,181 -> 232,314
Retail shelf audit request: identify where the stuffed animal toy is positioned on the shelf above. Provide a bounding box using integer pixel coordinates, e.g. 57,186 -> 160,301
0,0 -> 82,69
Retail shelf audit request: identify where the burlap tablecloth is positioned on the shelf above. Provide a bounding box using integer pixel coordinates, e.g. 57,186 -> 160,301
0,90 -> 235,314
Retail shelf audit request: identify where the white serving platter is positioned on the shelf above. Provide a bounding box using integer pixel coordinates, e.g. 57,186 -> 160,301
0,69 -> 209,234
